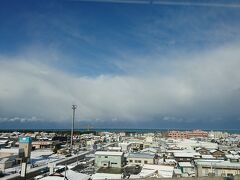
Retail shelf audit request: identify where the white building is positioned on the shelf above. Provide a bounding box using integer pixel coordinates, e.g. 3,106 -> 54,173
178,162 -> 194,175
127,153 -> 156,166
195,160 -> 240,177
95,151 -> 124,168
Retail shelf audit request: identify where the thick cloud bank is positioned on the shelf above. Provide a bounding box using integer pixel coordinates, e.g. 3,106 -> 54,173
0,44 -> 240,125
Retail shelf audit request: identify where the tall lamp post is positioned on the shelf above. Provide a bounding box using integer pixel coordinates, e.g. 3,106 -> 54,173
71,105 -> 77,152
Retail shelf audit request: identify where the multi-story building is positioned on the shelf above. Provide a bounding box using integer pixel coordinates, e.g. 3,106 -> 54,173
167,131 -> 188,139
127,153 -> 156,166
167,130 -> 208,139
95,151 -> 124,168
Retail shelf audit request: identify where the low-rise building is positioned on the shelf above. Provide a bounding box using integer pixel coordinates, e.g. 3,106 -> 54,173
127,153 -> 156,166
173,168 -> 182,178
95,151 -> 124,168
107,147 -> 122,152
195,147 -> 210,155
195,160 -> 240,177
178,162 -> 194,175
210,149 -> 225,159
173,152 -> 200,162
32,141 -> 54,149
141,148 -> 157,155
0,157 -> 16,171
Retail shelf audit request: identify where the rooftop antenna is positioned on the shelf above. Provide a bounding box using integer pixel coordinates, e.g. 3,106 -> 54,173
71,105 -> 77,152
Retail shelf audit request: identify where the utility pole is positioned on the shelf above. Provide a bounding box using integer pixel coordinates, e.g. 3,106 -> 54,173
71,105 -> 77,152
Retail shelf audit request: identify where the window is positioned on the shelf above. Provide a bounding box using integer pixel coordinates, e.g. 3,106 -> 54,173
111,162 -> 117,164
135,160 -> 138,163
105,156 -> 108,158
144,160 -> 148,164
129,160 -> 133,163
138,160 -> 141,163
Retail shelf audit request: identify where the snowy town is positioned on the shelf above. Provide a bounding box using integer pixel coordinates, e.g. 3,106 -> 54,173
0,129 -> 240,180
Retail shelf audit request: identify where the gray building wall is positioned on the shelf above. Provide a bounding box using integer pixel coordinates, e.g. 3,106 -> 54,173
95,154 -> 123,168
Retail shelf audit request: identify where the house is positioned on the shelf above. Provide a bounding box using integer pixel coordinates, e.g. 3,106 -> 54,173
173,152 -> 199,162
141,148 -> 157,155
173,169 -> 182,178
139,164 -> 174,178
107,147 -> 122,152
201,155 -> 215,160
32,141 -> 54,149
0,156 -> 16,171
158,158 -> 177,166
210,149 -> 225,159
178,162 -> 194,175
127,153 -> 156,166
0,140 -> 9,148
95,151 -> 124,168
119,142 -> 131,152
41,170 -> 90,180
195,147 -> 210,155
129,142 -> 144,152
225,154 -> 240,163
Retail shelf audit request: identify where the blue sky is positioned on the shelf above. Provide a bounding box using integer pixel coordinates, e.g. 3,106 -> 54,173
0,0 -> 240,129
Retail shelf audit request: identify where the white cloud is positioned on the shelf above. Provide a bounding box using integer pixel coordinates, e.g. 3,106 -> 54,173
0,44 -> 240,123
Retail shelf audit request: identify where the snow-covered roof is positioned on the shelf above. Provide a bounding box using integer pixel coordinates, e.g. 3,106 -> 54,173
41,170 -> 90,180
95,151 -> 123,156
108,147 -> 121,151
64,170 -> 90,180
178,162 -> 193,167
141,148 -> 157,153
210,149 -> 217,153
0,140 -> 8,144
195,160 -> 240,169
31,149 -> 53,158
225,154 -> 240,160
0,148 -> 19,154
229,151 -> 238,155
159,158 -> 177,164
92,173 -> 122,180
201,155 -> 215,159
142,164 -> 174,178
173,169 -> 182,175
174,152 -> 200,158
137,169 -> 157,178
41,176 -> 63,180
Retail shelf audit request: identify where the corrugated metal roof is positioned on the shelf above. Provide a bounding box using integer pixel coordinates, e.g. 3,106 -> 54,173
128,153 -> 155,159
195,160 -> 240,169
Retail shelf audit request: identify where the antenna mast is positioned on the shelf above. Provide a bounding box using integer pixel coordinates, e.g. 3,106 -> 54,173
71,104 -> 77,152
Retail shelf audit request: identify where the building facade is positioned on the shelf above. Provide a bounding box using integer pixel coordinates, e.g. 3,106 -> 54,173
127,153 -> 156,166
195,160 -> 240,177
95,151 -> 124,168
167,130 -> 208,139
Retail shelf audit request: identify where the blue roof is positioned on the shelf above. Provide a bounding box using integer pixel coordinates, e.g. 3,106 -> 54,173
19,136 -> 32,143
